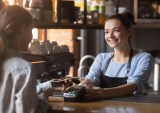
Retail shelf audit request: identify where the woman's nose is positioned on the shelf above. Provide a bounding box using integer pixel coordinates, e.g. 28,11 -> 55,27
105,31 -> 114,39
109,31 -> 114,38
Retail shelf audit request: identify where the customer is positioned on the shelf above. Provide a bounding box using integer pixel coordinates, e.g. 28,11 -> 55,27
78,13 -> 153,100
0,5 -> 50,113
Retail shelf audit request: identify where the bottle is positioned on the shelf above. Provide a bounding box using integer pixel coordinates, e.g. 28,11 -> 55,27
74,0 -> 84,12
105,0 -> 115,17
86,0 -> 91,12
98,0 -> 105,25
90,0 -> 99,24
28,0 -> 44,21
90,0 -> 99,12
23,0 -> 29,8
52,0 -> 57,23
0,0 -> 4,9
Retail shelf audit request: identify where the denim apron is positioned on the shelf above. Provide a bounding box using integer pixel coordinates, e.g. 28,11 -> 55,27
100,50 -> 133,88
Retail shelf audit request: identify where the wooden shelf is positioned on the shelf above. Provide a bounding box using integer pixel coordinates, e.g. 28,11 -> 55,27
133,23 -> 160,29
34,22 -> 104,29
33,0 -> 104,30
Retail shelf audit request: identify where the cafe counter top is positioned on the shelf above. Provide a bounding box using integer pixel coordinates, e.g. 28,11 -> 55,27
47,95 -> 160,113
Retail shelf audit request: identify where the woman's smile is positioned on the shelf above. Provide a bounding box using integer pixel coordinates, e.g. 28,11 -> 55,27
107,37 -> 120,47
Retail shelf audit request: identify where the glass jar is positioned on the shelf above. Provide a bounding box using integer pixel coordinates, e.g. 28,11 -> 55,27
52,0 -> 58,23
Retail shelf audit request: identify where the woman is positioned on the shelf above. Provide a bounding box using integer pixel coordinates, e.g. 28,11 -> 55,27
78,13 -> 153,100
0,5 -> 49,113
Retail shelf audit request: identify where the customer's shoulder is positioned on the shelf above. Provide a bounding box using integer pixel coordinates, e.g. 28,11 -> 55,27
4,57 -> 31,69
6,56 -> 29,64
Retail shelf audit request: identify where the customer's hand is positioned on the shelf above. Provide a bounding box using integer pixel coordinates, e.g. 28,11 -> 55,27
50,78 -> 73,91
43,89 -> 54,98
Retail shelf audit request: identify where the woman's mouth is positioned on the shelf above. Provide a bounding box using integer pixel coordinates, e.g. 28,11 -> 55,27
108,39 -> 119,44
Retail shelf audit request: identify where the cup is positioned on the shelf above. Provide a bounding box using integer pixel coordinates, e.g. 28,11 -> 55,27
53,46 -> 61,54
28,39 -> 43,55
60,45 -> 69,53
41,40 -> 53,54
51,41 -> 58,47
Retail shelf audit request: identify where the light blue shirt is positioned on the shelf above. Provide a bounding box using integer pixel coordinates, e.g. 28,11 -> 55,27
85,52 -> 154,94
37,81 -> 52,94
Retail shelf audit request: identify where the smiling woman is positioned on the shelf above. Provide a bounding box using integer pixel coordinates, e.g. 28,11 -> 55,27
64,12 -> 154,101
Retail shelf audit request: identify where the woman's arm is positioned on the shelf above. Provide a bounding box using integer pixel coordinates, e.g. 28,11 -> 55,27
101,82 -> 137,98
127,52 -> 153,94
85,82 -> 137,100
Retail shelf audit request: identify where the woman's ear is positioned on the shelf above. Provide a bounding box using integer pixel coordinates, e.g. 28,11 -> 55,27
127,28 -> 132,37
16,25 -> 26,38
20,25 -> 27,34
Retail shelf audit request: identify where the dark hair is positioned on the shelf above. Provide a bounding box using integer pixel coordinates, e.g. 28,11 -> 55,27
105,13 -> 133,29
0,5 -> 33,82
122,12 -> 135,25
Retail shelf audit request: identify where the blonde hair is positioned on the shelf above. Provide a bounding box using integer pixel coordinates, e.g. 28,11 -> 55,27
0,5 -> 32,59
0,5 -> 32,83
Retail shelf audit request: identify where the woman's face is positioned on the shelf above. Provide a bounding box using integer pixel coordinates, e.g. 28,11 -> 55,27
104,19 -> 130,49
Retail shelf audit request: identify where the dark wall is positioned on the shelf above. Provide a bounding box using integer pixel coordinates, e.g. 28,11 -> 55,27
132,28 -> 160,51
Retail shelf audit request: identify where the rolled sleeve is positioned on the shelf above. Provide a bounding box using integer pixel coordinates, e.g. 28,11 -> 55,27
85,54 -> 103,86
85,53 -> 111,86
36,81 -> 52,94
127,53 -> 154,94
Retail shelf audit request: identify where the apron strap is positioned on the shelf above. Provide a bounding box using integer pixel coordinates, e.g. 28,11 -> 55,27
102,53 -> 113,74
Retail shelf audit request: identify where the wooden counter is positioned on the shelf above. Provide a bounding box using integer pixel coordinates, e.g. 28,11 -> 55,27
47,95 -> 160,113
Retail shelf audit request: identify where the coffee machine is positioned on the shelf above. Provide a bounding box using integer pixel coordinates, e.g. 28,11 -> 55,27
21,52 -> 74,83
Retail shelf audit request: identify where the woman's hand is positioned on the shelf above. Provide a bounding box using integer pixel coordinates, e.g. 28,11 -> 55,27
61,78 -> 73,91
84,86 -> 104,100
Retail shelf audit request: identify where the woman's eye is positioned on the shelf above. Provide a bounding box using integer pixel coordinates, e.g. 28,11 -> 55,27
114,29 -> 121,32
114,30 -> 120,32
104,31 -> 109,34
